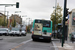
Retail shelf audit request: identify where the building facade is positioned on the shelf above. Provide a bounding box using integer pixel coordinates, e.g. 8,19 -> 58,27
9,14 -> 22,24
68,9 -> 75,36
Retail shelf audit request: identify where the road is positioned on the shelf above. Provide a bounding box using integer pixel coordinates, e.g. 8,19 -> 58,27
0,33 -> 55,50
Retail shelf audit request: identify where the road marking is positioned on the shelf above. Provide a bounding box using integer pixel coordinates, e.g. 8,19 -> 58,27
10,39 -> 32,50
21,39 -> 32,44
53,43 -> 74,50
64,44 -> 74,49
11,48 -> 15,50
4,37 -> 25,39
52,42 -> 58,50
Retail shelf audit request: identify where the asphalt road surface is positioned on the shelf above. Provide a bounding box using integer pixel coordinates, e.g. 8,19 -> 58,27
0,33 -> 55,50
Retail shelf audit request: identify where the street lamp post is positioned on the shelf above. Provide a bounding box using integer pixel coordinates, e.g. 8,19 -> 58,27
5,11 -> 9,27
26,18 -> 32,25
4,6 -> 6,27
26,18 -> 30,25
53,0 -> 57,38
4,5 -> 13,27
22,15 -> 27,25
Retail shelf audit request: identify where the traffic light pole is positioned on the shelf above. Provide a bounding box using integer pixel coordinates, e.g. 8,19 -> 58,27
62,0 -> 67,47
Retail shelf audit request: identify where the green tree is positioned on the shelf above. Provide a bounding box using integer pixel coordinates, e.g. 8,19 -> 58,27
11,20 -> 16,27
1,20 -> 7,26
27,26 -> 30,32
0,18 -> 2,25
50,3 -> 62,30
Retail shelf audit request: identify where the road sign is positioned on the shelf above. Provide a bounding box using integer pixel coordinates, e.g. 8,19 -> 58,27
72,12 -> 75,26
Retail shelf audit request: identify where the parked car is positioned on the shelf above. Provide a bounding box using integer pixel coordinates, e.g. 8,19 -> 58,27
9,28 -> 21,36
0,28 -> 9,36
8,30 -> 13,36
70,32 -> 75,42
21,29 -> 27,36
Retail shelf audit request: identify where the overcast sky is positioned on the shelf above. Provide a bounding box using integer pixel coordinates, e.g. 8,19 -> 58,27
0,0 -> 74,21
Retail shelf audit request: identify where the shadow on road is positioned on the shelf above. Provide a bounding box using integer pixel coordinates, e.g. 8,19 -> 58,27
32,39 -> 51,43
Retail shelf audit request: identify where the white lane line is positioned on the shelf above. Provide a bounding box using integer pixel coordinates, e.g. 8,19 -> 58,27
52,42 -> 58,50
21,39 -> 32,44
11,39 -> 32,50
4,37 -> 24,39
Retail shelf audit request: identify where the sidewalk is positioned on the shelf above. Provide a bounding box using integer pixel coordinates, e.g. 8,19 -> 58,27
52,38 -> 75,50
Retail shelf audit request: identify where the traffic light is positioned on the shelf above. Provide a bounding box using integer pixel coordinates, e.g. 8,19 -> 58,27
65,8 -> 69,17
16,2 -> 19,8
65,8 -> 69,21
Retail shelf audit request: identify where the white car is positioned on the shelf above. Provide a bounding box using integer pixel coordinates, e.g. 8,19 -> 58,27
9,28 -> 21,36
21,29 -> 27,36
9,30 -> 15,36
0,28 -> 9,36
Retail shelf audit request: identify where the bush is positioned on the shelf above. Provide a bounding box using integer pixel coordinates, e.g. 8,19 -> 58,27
27,26 -> 30,32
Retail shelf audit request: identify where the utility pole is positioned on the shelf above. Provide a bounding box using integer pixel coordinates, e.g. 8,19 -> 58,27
54,0 -> 57,38
7,11 -> 9,27
62,0 -> 67,47
4,6 -> 6,27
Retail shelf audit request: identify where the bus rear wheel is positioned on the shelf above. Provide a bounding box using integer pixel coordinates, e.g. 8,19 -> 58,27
47,38 -> 51,42
33,38 -> 36,41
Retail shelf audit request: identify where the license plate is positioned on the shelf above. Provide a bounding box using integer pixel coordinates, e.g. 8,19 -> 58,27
39,37 -> 44,39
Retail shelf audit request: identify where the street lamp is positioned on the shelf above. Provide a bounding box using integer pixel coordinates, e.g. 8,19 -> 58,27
15,11 -> 21,13
6,11 -> 9,27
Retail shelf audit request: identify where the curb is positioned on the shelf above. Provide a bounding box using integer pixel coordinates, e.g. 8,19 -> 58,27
52,41 -> 58,50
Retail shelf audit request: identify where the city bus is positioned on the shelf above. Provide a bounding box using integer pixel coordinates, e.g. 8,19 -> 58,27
31,19 -> 52,42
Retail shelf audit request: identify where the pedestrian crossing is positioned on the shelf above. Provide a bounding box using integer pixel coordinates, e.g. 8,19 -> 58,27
57,44 -> 74,50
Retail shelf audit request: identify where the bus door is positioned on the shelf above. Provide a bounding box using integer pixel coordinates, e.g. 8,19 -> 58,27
34,23 -> 43,35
